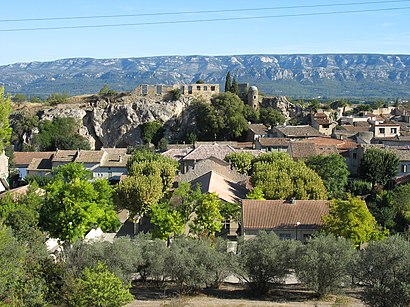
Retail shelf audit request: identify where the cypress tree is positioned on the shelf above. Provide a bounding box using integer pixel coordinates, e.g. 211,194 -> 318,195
224,72 -> 231,92
231,77 -> 239,95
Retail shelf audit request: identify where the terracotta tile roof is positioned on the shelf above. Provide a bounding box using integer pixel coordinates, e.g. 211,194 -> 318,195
273,125 -> 321,138
248,123 -> 269,135
75,150 -> 106,163
14,152 -> 54,166
182,144 -> 236,161
242,199 -> 329,230
52,150 -> 77,162
190,171 -> 247,203
302,137 -> 358,150
258,138 -> 290,147
289,142 -> 338,159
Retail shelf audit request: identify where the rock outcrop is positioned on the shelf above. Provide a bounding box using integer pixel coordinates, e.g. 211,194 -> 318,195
21,95 -> 195,149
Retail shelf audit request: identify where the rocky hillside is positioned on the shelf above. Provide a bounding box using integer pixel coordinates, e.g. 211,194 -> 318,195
1,54 -> 410,98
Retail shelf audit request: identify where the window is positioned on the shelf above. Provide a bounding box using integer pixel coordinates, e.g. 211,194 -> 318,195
188,86 -> 193,94
352,152 -> 357,159
391,128 -> 397,134
203,86 -> 208,91
196,85 -> 201,91
141,84 -> 148,95
156,85 -> 162,94
279,233 -> 291,240
210,86 -> 216,91
402,164 -> 408,173
180,86 -> 185,94
379,128 -> 385,134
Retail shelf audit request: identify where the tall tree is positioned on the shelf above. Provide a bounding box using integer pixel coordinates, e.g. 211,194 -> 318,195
224,152 -> 254,175
224,71 -> 231,92
360,147 -> 399,186
230,77 -> 239,95
0,86 -> 12,152
305,154 -> 350,199
259,107 -> 286,127
322,197 -> 387,246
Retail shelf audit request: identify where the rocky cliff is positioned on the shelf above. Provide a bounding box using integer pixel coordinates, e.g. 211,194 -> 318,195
15,94 -> 196,150
2,54 -> 410,98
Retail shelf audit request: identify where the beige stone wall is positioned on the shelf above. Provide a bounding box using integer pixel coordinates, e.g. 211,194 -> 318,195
134,83 -> 219,98
0,152 -> 8,180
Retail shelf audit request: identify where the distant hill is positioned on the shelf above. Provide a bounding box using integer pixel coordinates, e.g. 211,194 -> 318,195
1,54 -> 409,98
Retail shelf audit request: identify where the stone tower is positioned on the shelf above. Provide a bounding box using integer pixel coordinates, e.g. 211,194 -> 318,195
248,86 -> 259,110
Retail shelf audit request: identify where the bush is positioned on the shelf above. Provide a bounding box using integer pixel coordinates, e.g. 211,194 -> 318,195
46,93 -> 69,105
347,180 -> 372,196
237,232 -> 299,295
357,235 -> 410,307
295,234 -> 357,297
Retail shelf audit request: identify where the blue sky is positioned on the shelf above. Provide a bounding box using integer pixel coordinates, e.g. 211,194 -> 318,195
1,0 -> 409,65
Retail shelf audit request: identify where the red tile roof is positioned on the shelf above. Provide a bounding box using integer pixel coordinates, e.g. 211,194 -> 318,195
242,199 -> 329,230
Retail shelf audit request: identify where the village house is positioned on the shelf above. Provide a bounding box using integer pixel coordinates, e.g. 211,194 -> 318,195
246,123 -> 270,141
241,199 -> 329,241
254,138 -> 290,152
310,113 -> 337,136
23,148 -> 130,180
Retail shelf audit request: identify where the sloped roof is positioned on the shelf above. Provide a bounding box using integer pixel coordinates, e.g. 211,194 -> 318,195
273,125 -> 321,138
52,150 -> 77,162
75,150 -> 106,163
389,147 -> 410,161
27,158 -> 52,171
242,199 -> 329,230
14,152 -> 54,166
190,171 -> 247,203
161,148 -> 192,161
182,144 -> 236,161
248,123 -> 269,135
288,142 -> 338,159
258,138 -> 290,147
302,137 -> 358,150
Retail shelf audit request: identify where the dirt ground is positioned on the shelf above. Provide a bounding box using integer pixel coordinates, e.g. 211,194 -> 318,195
127,283 -> 365,307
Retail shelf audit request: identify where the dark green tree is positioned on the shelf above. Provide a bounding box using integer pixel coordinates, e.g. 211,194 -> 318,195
193,92 -> 248,140
305,154 -> 350,199
12,93 -> 28,103
230,77 -> 239,94
259,107 -> 286,127
140,121 -> 163,145
360,147 -> 399,186
98,84 -> 117,96
33,117 -> 90,151
224,71 -> 231,92
46,92 -> 69,105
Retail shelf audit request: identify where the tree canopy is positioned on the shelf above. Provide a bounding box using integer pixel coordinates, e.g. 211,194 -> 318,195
224,152 -> 254,175
322,197 -> 387,246
360,147 -> 399,186
40,163 -> 120,243
251,152 -> 327,200
32,117 -> 90,151
305,154 -> 349,199
259,107 -> 286,127
193,92 -> 248,140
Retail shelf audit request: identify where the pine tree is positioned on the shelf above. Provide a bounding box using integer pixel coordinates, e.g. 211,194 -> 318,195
231,77 -> 239,95
224,72 -> 231,92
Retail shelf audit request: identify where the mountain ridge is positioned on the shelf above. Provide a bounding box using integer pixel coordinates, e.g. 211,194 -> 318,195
1,54 -> 409,98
